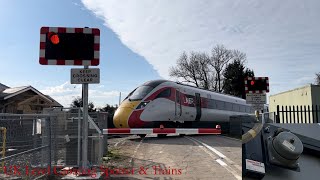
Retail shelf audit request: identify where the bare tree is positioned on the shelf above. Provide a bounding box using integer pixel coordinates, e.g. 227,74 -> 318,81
170,52 -> 200,87
194,52 -> 213,90
170,45 -> 249,92
315,73 -> 320,85
170,52 -> 213,89
232,50 -> 247,64
210,45 -> 233,92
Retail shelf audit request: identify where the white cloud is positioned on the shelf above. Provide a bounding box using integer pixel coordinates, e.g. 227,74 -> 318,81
82,0 -> 320,94
40,82 -> 121,107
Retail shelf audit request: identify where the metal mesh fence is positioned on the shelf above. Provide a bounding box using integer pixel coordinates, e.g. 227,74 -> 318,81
0,114 -> 51,179
0,109 -> 108,179
44,108 -> 107,168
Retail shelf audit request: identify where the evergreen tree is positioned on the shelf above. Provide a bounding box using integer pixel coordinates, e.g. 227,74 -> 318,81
223,60 -> 254,99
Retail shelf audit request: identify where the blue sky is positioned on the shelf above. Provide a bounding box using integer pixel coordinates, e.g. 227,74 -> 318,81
1,0 -> 320,107
0,0 -> 160,107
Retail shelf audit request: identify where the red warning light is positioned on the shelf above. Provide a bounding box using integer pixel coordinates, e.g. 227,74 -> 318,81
251,80 -> 255,86
50,34 -> 60,44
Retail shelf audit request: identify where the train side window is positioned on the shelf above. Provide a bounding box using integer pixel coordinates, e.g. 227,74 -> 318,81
216,100 -> 221,110
246,106 -> 251,113
216,100 -> 220,110
240,105 -> 246,112
156,88 -> 171,98
225,102 -> 232,111
207,99 -> 215,109
213,100 -> 217,109
217,100 -> 225,110
232,104 -> 238,111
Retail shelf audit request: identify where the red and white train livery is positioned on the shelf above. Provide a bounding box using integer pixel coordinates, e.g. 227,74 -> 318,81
113,80 -> 267,129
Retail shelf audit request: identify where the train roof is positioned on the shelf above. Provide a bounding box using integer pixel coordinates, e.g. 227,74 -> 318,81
142,79 -> 170,88
174,81 -> 246,101
142,80 -> 270,105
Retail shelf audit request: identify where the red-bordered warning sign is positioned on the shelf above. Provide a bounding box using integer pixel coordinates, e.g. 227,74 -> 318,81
39,27 -> 100,66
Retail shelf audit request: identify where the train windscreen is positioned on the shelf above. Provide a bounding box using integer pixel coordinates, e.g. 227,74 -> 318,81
128,85 -> 154,101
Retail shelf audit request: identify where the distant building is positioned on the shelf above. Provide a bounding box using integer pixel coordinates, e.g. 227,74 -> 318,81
269,84 -> 320,123
0,83 -> 62,114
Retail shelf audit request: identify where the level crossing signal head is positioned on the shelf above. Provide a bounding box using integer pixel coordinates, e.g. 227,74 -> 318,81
39,27 -> 100,66
245,77 -> 269,93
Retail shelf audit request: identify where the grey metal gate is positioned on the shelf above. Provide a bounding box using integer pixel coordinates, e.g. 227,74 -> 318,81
43,108 -> 107,168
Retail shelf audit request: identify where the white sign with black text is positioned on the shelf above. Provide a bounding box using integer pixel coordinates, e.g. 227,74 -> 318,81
71,68 -> 100,84
246,94 -> 266,104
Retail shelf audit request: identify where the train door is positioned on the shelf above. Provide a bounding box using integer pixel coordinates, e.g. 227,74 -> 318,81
195,93 -> 202,121
175,89 -> 182,120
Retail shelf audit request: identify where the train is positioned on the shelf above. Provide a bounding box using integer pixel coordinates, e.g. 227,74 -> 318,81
113,80 -> 268,132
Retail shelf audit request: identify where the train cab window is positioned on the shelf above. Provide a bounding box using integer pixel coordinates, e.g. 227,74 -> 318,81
128,85 -> 154,101
123,88 -> 137,101
156,88 -> 171,98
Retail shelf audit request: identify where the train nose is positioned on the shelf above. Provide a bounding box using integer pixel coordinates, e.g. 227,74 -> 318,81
113,100 -> 141,128
113,107 -> 133,128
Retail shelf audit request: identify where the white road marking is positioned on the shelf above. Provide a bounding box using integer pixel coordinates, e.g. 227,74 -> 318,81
114,138 -> 128,147
216,159 -> 227,166
188,137 -> 225,158
189,136 -> 242,171
129,136 -> 144,163
113,136 -> 137,147
185,136 -> 242,180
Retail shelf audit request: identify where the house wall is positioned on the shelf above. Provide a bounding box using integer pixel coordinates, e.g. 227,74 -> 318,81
269,84 -> 320,123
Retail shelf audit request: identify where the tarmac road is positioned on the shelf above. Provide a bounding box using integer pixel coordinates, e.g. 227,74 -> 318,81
105,134 -> 242,180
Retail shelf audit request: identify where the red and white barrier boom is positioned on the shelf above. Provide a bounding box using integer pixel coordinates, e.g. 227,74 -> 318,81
103,126 -> 221,135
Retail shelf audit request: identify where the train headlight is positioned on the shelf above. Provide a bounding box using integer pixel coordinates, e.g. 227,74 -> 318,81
136,101 -> 151,109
